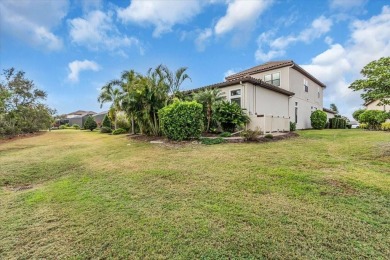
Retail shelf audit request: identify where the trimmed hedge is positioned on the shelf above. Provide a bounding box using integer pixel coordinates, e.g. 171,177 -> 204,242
329,117 -> 347,129
310,110 -> 327,129
358,110 -> 389,130
100,126 -> 112,133
159,101 -> 204,141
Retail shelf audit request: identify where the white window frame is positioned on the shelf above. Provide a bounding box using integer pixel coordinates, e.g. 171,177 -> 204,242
264,72 -> 281,87
230,89 -> 242,107
304,79 -> 309,92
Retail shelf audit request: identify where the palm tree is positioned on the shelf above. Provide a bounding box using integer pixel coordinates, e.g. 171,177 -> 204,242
160,65 -> 191,99
194,88 -> 224,132
98,83 -> 122,129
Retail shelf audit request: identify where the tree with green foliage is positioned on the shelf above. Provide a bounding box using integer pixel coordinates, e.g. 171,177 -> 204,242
83,116 -> 97,131
0,68 -> 55,136
329,103 -> 339,114
214,101 -> 250,132
349,57 -> 390,105
159,101 -> 203,141
193,88 -> 224,132
101,114 -> 111,128
310,110 -> 327,129
358,110 -> 389,130
352,109 -> 366,121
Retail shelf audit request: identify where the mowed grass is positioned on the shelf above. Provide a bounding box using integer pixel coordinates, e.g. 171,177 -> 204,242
0,129 -> 389,259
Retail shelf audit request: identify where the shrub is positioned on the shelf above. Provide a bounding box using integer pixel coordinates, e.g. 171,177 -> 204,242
101,115 -> 111,128
59,125 -> 66,129
219,132 -> 232,137
352,109 -> 366,121
112,128 -> 127,135
290,121 -> 296,131
264,134 -> 274,139
159,101 -> 204,141
358,110 -> 389,130
84,116 -> 97,131
72,124 -> 80,129
329,117 -> 347,129
116,113 -> 131,131
200,137 -> 225,145
359,123 -> 368,129
381,122 -> 390,131
100,126 -> 112,133
214,101 -> 250,132
240,128 -> 262,141
310,110 -> 327,129
65,123 -> 70,127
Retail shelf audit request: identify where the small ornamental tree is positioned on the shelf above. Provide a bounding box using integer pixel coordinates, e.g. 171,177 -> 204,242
358,110 -> 389,130
310,110 -> 327,129
214,101 -> 250,132
84,116 -> 97,131
159,101 -> 203,141
101,114 -> 111,128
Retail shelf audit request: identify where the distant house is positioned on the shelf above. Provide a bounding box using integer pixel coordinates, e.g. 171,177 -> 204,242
364,99 -> 390,112
65,110 -> 96,127
187,60 -> 326,132
323,107 -> 337,119
92,111 -> 108,127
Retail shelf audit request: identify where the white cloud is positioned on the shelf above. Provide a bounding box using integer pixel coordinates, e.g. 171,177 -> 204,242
214,0 -> 273,36
68,60 -> 100,82
330,0 -> 366,10
117,0 -> 202,37
301,6 -> 390,118
255,16 -> 333,61
0,0 -> 68,51
195,28 -> 213,51
224,69 -> 236,79
69,10 -> 142,54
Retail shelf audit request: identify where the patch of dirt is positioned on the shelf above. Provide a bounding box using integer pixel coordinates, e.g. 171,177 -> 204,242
321,179 -> 358,196
4,185 -> 34,192
0,132 -> 46,144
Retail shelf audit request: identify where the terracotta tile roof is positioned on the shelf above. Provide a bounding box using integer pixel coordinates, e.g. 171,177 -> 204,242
183,76 -> 295,97
225,60 -> 326,88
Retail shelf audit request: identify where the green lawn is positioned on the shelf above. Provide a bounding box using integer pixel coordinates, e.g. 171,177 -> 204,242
0,129 -> 389,259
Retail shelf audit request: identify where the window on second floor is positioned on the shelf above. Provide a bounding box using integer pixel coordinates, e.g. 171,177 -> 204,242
304,79 -> 309,92
264,72 -> 280,87
318,88 -> 320,98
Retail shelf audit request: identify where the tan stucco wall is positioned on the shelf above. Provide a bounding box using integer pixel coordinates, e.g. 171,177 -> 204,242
218,82 -> 290,132
288,68 -> 323,129
366,99 -> 390,112
239,66 -> 324,129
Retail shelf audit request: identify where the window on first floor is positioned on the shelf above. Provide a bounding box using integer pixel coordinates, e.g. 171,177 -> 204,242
264,72 -> 280,87
231,97 -> 241,108
295,102 -> 298,124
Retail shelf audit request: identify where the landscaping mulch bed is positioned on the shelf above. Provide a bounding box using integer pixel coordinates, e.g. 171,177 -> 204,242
0,131 -> 46,144
127,132 -> 299,146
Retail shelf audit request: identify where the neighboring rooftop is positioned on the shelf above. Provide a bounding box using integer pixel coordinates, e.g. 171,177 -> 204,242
225,60 -> 326,88
183,76 -> 295,97
67,110 -> 96,116
323,108 -> 337,114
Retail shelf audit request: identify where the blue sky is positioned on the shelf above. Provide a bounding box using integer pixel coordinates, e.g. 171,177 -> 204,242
1,0 -> 389,118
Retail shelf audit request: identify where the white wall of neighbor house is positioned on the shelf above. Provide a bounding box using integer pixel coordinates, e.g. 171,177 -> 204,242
288,68 -> 323,129
366,99 -> 390,112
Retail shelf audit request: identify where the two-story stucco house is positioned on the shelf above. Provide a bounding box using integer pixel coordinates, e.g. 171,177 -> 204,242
192,60 -> 327,131
364,99 -> 390,112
